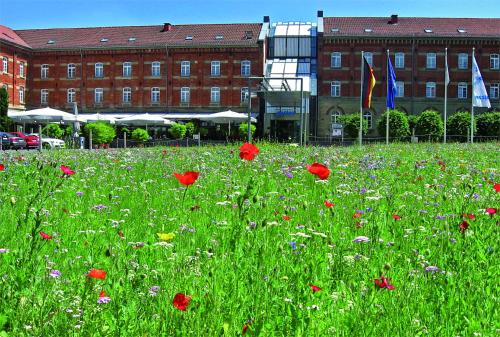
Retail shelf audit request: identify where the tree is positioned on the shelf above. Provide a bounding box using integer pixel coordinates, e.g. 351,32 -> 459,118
238,123 -> 256,139
169,123 -> 187,139
408,115 -> 419,134
475,112 -> 500,137
185,122 -> 196,137
415,110 -> 443,141
376,109 -> 410,140
0,87 -> 8,117
84,122 -> 116,144
338,113 -> 368,138
131,128 -> 149,142
43,124 -> 64,138
447,111 -> 473,139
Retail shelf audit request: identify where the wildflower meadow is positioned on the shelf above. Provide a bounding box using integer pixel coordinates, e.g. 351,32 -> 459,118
0,143 -> 499,336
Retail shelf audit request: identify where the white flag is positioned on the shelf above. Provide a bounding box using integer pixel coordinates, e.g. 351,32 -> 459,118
472,55 -> 491,108
445,53 -> 450,86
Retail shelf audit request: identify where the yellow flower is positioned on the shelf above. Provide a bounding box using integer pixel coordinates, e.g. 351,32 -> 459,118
156,232 -> 175,241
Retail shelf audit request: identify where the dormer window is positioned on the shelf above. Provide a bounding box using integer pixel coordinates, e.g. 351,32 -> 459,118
185,35 -> 193,40
244,31 -> 253,39
215,35 -> 224,40
128,37 -> 136,42
457,28 -> 467,33
47,40 -> 55,44
364,28 -> 373,33
330,28 -> 340,33
100,38 -> 109,42
424,28 -> 433,33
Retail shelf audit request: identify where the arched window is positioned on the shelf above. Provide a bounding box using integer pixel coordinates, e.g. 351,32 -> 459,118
363,111 -> 373,129
331,110 -> 342,124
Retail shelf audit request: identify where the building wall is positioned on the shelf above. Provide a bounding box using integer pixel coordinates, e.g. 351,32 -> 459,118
0,42 -> 30,110
317,37 -> 500,138
26,47 -> 263,114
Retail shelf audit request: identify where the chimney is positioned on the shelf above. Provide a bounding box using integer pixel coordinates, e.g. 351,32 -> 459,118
161,23 -> 172,32
263,16 -> 270,23
317,10 -> 323,18
389,14 -> 398,24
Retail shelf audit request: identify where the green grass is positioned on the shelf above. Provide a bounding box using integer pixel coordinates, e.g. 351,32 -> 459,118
0,143 -> 499,336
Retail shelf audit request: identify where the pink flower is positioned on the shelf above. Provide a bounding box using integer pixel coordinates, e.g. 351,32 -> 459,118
60,165 -> 75,176
374,276 -> 395,290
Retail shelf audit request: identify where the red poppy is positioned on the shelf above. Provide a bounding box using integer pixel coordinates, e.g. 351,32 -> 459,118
374,276 -> 395,290
463,213 -> 476,220
486,208 -> 497,216
324,200 -> 334,208
99,290 -> 106,298
60,165 -> 75,176
494,183 -> 500,193
0,164 -> 4,171
459,220 -> 469,233
173,171 -> 200,186
39,231 -> 52,240
309,284 -> 321,292
242,321 -> 252,335
282,215 -> 291,221
392,214 -> 401,220
239,143 -> 260,161
172,293 -> 191,311
352,212 -> 362,219
306,163 -> 330,180
87,268 -> 107,280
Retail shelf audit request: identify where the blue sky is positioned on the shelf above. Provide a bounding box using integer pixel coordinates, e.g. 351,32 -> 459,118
1,0 -> 499,29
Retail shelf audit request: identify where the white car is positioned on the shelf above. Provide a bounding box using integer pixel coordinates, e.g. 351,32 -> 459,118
27,134 -> 66,149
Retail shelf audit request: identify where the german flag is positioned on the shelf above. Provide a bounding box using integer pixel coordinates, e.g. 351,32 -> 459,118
362,56 -> 376,108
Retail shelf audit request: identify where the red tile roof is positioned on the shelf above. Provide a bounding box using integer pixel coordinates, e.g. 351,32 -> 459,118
0,25 -> 31,48
14,23 -> 262,50
324,17 -> 500,38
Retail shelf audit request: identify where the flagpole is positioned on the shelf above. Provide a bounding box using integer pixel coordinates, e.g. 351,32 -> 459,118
386,49 -> 390,145
444,48 -> 448,144
471,47 -> 475,144
359,51 -> 364,146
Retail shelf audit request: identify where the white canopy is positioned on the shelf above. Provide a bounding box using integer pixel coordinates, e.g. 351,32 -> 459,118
198,110 -> 256,123
115,113 -> 173,127
8,107 -> 85,123
80,113 -> 117,124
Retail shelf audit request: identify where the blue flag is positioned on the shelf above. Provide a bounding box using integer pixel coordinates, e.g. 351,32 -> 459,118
386,57 -> 397,109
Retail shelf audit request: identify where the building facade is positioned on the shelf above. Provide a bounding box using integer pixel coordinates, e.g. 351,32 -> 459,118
1,13 -> 499,140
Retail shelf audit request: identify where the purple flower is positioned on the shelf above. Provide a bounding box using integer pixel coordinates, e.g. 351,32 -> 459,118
284,171 -> 293,179
0,248 -> 9,253
76,191 -> 84,197
149,286 -> 161,296
97,296 -> 111,304
289,241 -> 297,250
49,270 -> 61,278
353,236 -> 370,243
435,215 -> 446,220
360,188 -> 367,194
425,266 -> 440,273
93,204 -> 108,211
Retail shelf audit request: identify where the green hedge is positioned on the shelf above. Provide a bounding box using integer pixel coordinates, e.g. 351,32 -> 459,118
84,122 -> 116,144
476,112 -> 500,137
415,110 -> 443,140
376,109 -> 410,139
339,113 -> 368,138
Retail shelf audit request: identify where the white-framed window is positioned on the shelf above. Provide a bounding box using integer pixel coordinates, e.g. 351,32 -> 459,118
67,88 -> 76,103
19,86 -> 24,103
364,52 -> 373,67
396,81 -> 404,97
210,87 -> 220,103
241,60 -> 251,76
181,61 -> 190,77
241,87 -> 249,103
331,52 -> 341,68
211,61 -> 221,76
490,83 -> 499,99
123,62 -> 132,77
330,81 -> 341,97
151,61 -> 161,77
122,87 -> 131,103
363,111 -> 373,129
331,111 -> 342,123
2,57 -> 7,73
94,88 -> 103,103
458,53 -> 468,69
95,63 -> 104,78
41,89 -> 48,104
491,54 -> 499,70
67,63 -> 76,79
458,82 -> 467,99
395,53 -> 405,69
19,62 -> 25,77
426,53 -> 436,69
41,64 -> 49,79
180,87 -> 190,103
151,87 -> 160,103
426,82 -> 436,98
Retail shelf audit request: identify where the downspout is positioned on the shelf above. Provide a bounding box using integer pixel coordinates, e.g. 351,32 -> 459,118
165,44 -> 169,109
411,34 -> 415,115
80,48 -> 84,112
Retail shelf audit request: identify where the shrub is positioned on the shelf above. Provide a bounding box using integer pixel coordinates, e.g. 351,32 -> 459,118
43,124 -> 64,138
415,110 -> 443,140
447,111 -> 473,137
338,113 -> 368,138
169,123 -> 187,139
239,123 -> 256,139
131,128 -> 149,142
376,109 -> 410,139
199,127 -> 209,137
185,122 -> 196,137
0,87 -> 8,117
476,112 -> 500,137
408,115 -> 419,133
0,116 -> 12,131
84,122 -> 116,144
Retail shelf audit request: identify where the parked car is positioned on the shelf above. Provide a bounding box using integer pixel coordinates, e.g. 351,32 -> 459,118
10,132 -> 40,149
27,134 -> 65,149
0,132 -> 27,150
